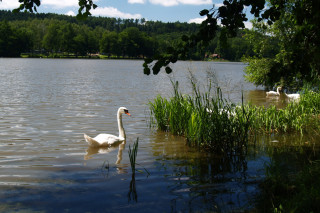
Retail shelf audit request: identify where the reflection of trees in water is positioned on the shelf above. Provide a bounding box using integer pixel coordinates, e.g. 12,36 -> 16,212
162,154 -> 250,212
150,131 -> 255,212
255,135 -> 320,212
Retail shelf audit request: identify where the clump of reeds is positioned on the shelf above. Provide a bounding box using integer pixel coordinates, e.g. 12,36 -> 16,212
149,80 -> 251,155
149,80 -> 320,154
247,95 -> 317,135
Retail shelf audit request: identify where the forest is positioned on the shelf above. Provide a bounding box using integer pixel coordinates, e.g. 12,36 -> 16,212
0,10 -> 259,61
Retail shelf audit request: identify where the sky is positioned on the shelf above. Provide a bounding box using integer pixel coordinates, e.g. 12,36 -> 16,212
0,0 -> 254,28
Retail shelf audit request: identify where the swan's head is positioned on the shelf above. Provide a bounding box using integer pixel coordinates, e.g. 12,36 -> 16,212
118,107 -> 131,116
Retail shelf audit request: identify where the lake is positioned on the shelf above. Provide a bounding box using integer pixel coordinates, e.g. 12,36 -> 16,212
0,58 -> 314,212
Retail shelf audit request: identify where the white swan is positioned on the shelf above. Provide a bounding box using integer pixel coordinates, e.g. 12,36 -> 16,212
266,87 -> 281,96
284,93 -> 300,99
84,107 -> 131,147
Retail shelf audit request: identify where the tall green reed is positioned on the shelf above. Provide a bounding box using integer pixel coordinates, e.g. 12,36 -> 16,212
128,138 -> 139,174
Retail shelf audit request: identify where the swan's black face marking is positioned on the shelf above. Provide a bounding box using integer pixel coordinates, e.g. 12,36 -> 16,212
124,109 -> 131,116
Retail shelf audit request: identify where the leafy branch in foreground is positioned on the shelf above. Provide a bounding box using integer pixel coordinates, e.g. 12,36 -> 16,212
10,0 -> 97,20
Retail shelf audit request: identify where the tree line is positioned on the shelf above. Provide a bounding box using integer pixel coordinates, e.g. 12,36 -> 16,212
0,10 -> 265,61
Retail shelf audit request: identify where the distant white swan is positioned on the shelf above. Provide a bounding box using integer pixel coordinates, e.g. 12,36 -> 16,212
284,93 -> 300,99
266,87 -> 281,96
84,107 -> 131,147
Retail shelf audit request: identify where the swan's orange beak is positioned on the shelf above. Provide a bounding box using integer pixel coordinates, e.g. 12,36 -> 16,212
125,111 -> 131,116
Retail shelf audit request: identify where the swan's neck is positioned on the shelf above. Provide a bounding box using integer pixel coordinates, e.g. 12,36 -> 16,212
117,112 -> 125,139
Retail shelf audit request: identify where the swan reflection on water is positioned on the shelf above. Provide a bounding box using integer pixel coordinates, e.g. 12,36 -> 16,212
84,141 -> 128,173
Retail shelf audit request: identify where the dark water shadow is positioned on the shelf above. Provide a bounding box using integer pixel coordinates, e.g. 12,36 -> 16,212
128,173 -> 138,203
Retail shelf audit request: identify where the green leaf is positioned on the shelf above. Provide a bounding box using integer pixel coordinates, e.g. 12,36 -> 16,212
200,9 -> 209,16
144,67 -> 151,75
165,67 -> 172,74
144,58 -> 153,64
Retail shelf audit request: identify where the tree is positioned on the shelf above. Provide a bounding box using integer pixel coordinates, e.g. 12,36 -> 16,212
100,31 -> 120,57
243,1 -> 320,90
42,22 -> 61,54
8,0 -> 97,20
60,23 -> 76,54
0,21 -> 31,56
6,0 -> 320,88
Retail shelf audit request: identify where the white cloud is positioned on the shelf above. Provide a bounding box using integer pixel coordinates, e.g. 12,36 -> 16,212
188,17 -> 206,24
244,21 -> 253,29
149,0 -> 212,7
128,0 -> 146,4
149,0 -> 179,7
214,3 -> 224,8
42,0 -> 78,8
66,11 -> 76,16
91,7 -> 142,19
0,0 -> 20,10
178,0 -> 212,5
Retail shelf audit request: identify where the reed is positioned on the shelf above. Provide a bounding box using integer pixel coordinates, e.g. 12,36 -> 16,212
128,138 -> 139,174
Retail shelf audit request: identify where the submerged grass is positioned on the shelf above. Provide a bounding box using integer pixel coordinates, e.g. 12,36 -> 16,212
149,80 -> 320,155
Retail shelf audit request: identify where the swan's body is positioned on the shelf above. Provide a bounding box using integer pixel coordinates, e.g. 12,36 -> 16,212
84,107 -> 131,147
266,87 -> 281,96
284,93 -> 300,99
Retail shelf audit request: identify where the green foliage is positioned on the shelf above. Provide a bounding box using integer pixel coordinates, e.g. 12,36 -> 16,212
243,57 -> 275,88
0,10 -> 208,59
243,1 -> 320,90
0,20 -> 31,57
149,80 -> 250,155
143,0 -> 289,75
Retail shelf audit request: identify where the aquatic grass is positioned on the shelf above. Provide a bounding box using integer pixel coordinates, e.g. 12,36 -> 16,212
149,80 -> 251,155
246,99 -> 316,135
128,138 -> 139,174
149,79 -> 320,154
128,138 -> 150,176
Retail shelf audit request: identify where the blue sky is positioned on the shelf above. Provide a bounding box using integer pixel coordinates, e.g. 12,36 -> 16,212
0,0 -> 254,28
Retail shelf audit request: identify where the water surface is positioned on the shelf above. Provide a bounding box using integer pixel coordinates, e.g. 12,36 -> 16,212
0,58 -> 314,212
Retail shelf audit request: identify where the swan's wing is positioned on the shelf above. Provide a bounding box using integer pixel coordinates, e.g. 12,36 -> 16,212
93,134 -> 124,145
84,134 -> 102,147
